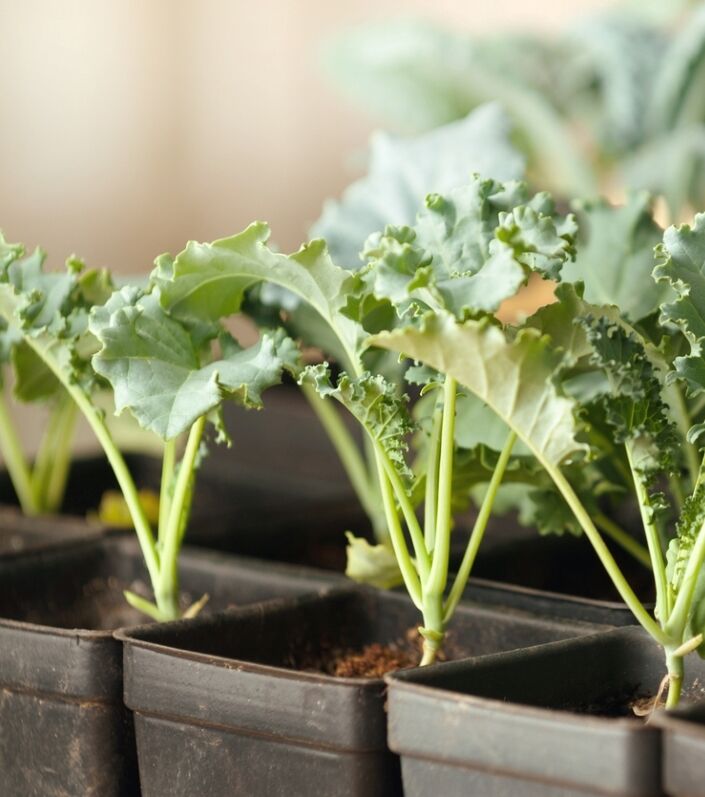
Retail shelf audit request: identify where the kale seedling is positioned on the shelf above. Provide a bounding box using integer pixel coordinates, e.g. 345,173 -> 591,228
0,234 -> 298,620
154,175 -> 576,662
0,236 -> 85,514
372,199 -> 705,704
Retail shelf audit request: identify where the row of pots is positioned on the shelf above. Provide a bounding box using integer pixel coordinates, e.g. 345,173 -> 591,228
0,391 -> 687,795
1,529 -> 704,796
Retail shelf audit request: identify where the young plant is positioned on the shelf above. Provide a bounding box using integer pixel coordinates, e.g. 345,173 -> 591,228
154,174 -> 576,663
251,103 -> 526,546
369,203 -> 705,706
0,234 -> 298,620
0,237 -> 82,515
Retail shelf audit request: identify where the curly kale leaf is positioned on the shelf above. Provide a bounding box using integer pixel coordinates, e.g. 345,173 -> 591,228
299,363 -> 413,481
90,287 -> 300,440
580,316 -> 679,482
354,176 -> 576,321
370,311 -> 588,468
563,193 -> 670,322
0,233 -> 112,398
156,223 -> 364,368
654,213 -> 705,397
311,103 -> 525,268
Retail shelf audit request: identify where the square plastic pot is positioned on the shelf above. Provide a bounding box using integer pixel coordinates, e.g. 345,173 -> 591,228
0,532 -> 337,796
386,626 -> 705,797
653,702 -> 705,796
117,587 -> 603,797
463,527 -> 655,627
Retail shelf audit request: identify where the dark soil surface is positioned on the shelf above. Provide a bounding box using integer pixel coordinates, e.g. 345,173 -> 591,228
16,576 -> 213,631
312,642 -> 418,678
569,677 -> 705,720
295,627 -> 458,678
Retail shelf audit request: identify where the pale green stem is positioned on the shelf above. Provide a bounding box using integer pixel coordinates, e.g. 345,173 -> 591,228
423,403 -> 443,553
443,431 -> 517,625
31,401 -> 65,510
37,396 -> 78,512
156,416 -> 206,621
420,597 -> 444,666
25,339 -> 160,586
158,438 -> 176,550
0,390 -> 38,514
667,382 -> 700,492
550,465 -> 671,646
666,650 -> 684,709
124,590 -> 164,622
417,377 -> 457,667
593,513 -> 652,570
373,446 -> 422,609
301,382 -> 386,539
426,376 -> 457,596
625,442 -> 670,621
374,442 -> 430,582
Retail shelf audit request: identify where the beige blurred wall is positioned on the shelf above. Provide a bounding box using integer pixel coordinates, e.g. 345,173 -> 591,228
0,0 -> 614,272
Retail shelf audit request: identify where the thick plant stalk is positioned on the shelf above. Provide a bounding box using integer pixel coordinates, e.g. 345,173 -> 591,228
156,416 -> 206,620
420,377 -> 457,666
158,438 -> 176,548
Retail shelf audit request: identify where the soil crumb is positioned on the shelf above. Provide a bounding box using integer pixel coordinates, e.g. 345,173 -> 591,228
326,642 -> 418,678
296,627 -> 435,678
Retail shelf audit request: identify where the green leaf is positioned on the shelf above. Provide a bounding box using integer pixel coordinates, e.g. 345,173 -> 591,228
525,487 -> 584,537
654,213 -> 705,395
157,223 -> 363,368
11,341 -> 60,402
299,363 -> 413,481
311,104 -> 525,268
580,316 -> 679,479
525,282 -> 621,365
356,176 -> 576,320
344,532 -> 403,589
369,311 -> 588,468
0,232 -> 23,269
563,193 -> 670,322
1,247 -> 76,334
90,287 -> 299,440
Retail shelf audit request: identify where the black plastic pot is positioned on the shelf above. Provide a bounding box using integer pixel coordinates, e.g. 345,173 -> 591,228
652,702 -> 705,796
0,532 -> 337,796
0,506 -> 105,555
386,626 -> 705,797
118,587 -> 602,797
459,523 -> 655,626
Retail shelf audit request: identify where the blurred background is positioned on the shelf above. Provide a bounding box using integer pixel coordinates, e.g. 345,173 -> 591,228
1,0 -> 621,271
1,0 -> 700,455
